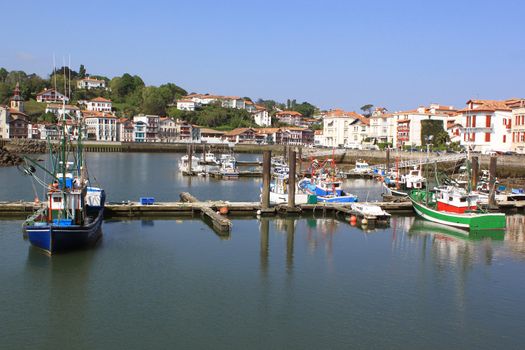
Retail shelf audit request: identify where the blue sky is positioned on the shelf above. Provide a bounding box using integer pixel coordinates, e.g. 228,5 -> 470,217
1,0 -> 524,111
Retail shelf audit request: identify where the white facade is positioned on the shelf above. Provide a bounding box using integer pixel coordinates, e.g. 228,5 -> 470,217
511,102 -> 525,154
77,78 -> 106,90
314,130 -> 325,146
392,106 -> 453,147
369,109 -> 394,144
159,117 -> 177,142
45,104 -> 81,119
36,89 -> 69,103
252,108 -> 271,127
133,114 -> 159,142
87,97 -> 112,112
84,114 -> 117,141
176,100 -> 198,111
459,100 -> 513,153
221,97 -> 245,109
322,109 -> 368,147
0,106 -> 9,139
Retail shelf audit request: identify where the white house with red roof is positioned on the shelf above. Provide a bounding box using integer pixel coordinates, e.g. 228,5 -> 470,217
252,105 -> 271,127
36,88 -> 69,103
77,77 -> 106,90
391,104 -> 456,148
458,99 -> 515,153
86,97 -> 112,112
275,110 -> 304,126
83,111 -> 118,141
509,99 -> 525,154
176,99 -> 198,111
322,109 -> 369,147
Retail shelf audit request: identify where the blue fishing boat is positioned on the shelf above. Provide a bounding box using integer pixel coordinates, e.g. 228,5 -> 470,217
298,177 -> 358,203
21,100 -> 105,254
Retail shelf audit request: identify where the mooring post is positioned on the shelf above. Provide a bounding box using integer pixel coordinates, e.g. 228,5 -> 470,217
283,144 -> 288,162
472,156 -> 479,190
489,156 -> 497,208
288,150 -> 297,208
260,218 -> 269,274
188,143 -> 193,174
262,150 -> 271,209
298,146 -> 302,175
386,147 -> 390,173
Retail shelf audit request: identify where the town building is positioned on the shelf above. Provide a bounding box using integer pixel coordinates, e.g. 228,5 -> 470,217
458,100 -> 513,153
369,107 -> 394,144
83,111 -> 118,141
36,89 -> 69,103
117,118 -> 134,142
176,99 -> 198,111
509,99 -> 525,154
0,84 -> 29,139
45,103 -> 81,119
252,106 -> 271,127
77,78 -> 106,90
322,109 -> 369,147
133,114 -> 159,142
200,128 -> 225,144
391,104 -> 456,148
223,128 -> 262,144
314,130 -> 324,147
275,111 -> 303,126
159,117 -> 177,143
86,97 -> 112,112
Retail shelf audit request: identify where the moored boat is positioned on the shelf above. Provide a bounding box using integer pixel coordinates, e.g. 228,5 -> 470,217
21,101 -> 106,254
409,188 -> 506,231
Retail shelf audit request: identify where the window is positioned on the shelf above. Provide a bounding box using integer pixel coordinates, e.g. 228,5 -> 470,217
485,132 -> 491,142
486,115 -> 491,127
503,135 -> 506,143
472,115 -> 476,127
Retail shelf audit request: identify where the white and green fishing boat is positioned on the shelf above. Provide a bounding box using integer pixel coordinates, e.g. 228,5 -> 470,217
409,187 -> 506,231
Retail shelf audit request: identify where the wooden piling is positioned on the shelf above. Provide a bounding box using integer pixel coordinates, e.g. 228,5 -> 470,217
386,148 -> 390,172
489,156 -> 497,208
188,144 -> 193,174
261,150 -> 271,209
472,156 -> 479,189
288,150 -> 297,209
298,146 -> 302,174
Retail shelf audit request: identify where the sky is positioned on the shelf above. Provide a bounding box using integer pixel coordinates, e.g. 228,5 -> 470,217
1,0 -> 524,112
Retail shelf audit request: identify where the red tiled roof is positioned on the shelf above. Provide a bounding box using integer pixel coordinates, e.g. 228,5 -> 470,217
90,97 -> 112,103
275,110 -> 303,117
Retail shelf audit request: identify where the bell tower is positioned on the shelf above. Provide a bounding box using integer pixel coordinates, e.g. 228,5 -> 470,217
10,83 -> 24,113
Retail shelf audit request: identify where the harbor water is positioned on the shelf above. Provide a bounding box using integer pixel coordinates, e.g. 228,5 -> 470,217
1,153 -> 525,349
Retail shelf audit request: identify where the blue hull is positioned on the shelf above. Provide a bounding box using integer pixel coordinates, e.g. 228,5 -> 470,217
317,196 -> 359,203
25,208 -> 104,254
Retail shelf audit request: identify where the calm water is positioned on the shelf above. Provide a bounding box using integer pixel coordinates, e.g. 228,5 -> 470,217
1,153 -> 525,349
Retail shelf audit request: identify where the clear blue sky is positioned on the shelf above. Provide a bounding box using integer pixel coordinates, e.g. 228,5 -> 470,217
1,0 -> 524,112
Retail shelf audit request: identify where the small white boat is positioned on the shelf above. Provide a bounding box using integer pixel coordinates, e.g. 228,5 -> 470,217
267,173 -> 309,205
178,155 -> 203,173
350,203 -> 391,221
352,161 -> 372,174
219,157 -> 239,177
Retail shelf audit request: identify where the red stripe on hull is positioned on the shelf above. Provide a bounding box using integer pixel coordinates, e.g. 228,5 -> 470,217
437,201 -> 477,213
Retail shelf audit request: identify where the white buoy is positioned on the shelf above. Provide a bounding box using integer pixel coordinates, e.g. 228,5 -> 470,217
361,218 -> 368,225
257,209 -> 262,215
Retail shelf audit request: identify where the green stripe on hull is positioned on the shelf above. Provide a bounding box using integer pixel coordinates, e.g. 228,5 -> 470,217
409,191 -> 506,231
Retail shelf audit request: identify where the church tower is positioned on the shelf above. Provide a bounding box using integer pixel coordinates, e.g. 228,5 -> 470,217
10,83 -> 24,113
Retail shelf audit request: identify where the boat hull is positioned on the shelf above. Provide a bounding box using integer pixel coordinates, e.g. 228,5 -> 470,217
409,192 -> 506,231
317,195 -> 358,203
25,208 -> 104,254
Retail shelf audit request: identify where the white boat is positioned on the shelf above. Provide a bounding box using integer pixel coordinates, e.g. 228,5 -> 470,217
382,166 -> 426,196
267,173 -> 309,205
202,152 -> 219,164
350,203 -> 391,221
219,156 -> 239,177
353,161 -> 371,174
178,155 -> 203,173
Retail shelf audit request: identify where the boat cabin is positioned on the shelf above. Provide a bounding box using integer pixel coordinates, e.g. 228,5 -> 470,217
435,187 -> 478,213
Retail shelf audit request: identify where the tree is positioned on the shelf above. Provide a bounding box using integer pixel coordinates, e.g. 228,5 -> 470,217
421,120 -> 447,146
293,101 -> 317,117
141,86 -> 167,115
0,68 -> 7,82
360,104 -> 374,117
38,112 -> 57,123
79,64 -> 86,78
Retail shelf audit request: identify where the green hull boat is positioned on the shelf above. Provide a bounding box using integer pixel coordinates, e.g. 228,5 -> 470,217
409,190 -> 506,232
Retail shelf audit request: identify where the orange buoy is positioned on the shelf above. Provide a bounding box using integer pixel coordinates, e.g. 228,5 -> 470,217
350,215 -> 357,225
219,206 -> 229,215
